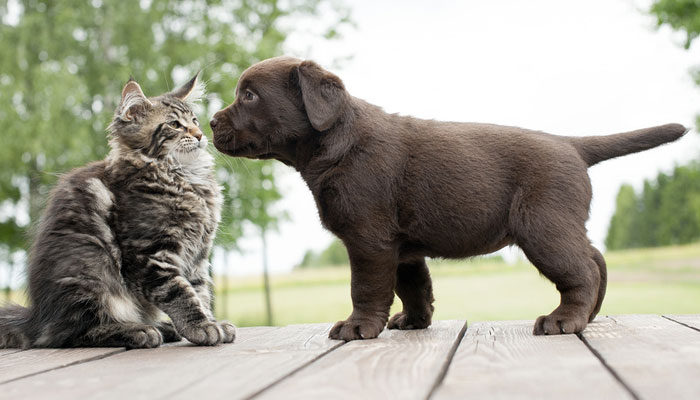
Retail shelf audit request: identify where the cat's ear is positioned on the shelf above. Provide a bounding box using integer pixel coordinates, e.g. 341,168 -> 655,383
118,79 -> 152,122
170,72 -> 202,101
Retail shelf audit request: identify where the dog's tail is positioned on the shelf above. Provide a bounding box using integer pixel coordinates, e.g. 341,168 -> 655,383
0,303 -> 31,348
567,123 -> 689,167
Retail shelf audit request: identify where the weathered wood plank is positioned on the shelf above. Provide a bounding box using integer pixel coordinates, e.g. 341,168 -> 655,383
0,349 -> 23,357
0,325 -> 333,400
170,323 -> 344,400
0,347 -> 125,384
254,320 -> 466,400
581,314 -> 700,400
432,319 -> 631,400
664,314 -> 700,332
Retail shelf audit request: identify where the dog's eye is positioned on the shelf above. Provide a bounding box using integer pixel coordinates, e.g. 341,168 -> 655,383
243,90 -> 256,102
168,120 -> 183,129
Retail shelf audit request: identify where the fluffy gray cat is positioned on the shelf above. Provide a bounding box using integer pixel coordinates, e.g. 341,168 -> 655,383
0,74 -> 235,348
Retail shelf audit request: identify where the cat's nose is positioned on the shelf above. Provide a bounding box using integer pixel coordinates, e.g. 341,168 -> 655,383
210,118 -> 218,129
190,128 -> 203,141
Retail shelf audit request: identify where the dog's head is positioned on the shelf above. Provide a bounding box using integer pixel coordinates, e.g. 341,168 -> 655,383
211,56 -> 350,161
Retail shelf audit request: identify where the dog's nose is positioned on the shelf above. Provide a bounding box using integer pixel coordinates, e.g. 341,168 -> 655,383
210,118 -> 218,129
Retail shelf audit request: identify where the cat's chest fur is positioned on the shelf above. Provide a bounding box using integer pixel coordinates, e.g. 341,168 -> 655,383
107,156 -> 221,276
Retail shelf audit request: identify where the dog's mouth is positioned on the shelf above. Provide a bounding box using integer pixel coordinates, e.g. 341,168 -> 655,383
213,128 -> 268,159
212,128 -> 241,153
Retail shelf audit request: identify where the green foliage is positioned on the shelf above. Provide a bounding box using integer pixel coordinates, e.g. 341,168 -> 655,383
297,239 -> 349,268
0,0 -> 349,270
651,0 -> 700,49
606,164 -> 700,250
607,3 -> 700,250
606,184 -> 639,249
650,0 -> 700,127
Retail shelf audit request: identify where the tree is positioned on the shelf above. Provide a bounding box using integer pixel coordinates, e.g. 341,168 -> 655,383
605,2 -> 700,250
652,0 -> 700,49
297,239 -> 349,268
651,0 -> 700,128
605,184 -> 641,250
606,164 -> 700,249
0,0 -> 350,298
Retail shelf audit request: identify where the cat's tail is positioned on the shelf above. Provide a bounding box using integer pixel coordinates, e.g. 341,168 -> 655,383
0,303 -> 31,348
567,123 -> 688,167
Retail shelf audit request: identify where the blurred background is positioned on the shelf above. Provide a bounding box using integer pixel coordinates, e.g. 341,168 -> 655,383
1,0 -> 699,327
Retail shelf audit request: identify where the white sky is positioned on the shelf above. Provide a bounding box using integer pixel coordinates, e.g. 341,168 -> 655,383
220,0 -> 700,275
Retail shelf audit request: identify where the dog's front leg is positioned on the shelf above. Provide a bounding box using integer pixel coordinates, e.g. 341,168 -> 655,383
329,245 -> 397,341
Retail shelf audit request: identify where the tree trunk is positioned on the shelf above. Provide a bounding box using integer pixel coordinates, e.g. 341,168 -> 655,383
261,228 -> 273,326
27,159 -> 43,227
222,249 -> 230,320
4,262 -> 13,302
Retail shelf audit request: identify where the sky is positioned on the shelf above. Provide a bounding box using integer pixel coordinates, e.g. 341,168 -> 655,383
215,0 -> 700,275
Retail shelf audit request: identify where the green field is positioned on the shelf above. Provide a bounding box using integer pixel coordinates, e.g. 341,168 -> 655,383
213,242 -> 700,327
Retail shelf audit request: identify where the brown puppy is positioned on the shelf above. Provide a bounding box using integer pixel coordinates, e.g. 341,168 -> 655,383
211,56 -> 687,340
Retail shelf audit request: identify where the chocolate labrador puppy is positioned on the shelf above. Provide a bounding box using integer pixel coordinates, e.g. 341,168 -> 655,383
211,56 -> 687,340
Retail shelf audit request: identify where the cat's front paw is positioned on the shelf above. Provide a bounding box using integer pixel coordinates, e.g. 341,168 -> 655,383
217,320 -> 236,343
123,325 -> 163,349
179,321 -> 224,346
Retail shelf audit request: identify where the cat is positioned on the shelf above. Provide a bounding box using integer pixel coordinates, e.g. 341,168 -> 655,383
0,74 -> 235,348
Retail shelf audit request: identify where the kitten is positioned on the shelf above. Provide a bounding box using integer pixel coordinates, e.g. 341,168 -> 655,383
0,75 -> 235,348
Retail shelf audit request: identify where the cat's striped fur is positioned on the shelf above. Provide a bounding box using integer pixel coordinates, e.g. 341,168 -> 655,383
0,75 -> 235,348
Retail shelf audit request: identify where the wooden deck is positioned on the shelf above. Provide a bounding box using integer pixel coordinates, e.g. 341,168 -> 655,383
1,314 -> 699,399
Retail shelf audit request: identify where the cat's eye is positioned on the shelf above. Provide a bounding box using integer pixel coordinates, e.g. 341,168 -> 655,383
168,120 -> 183,129
243,90 -> 256,102
192,118 -> 199,127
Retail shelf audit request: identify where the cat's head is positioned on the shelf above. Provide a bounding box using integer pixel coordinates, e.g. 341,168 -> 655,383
108,74 -> 208,164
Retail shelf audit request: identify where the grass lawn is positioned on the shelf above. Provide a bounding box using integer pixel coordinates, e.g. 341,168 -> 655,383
214,242 -> 700,327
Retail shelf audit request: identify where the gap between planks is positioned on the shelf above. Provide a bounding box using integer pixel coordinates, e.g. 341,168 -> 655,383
425,320 -> 469,400
242,340 -> 347,400
162,324 -> 341,400
663,314 -> 700,333
0,325 -> 277,390
579,314 -> 700,400
576,331 -> 641,400
252,320 -> 468,400
431,319 -> 634,400
0,348 -> 125,385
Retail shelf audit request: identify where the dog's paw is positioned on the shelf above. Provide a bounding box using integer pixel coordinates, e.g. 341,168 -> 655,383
329,317 -> 385,341
533,311 -> 589,335
124,325 -> 163,349
217,320 -> 236,343
179,321 -> 225,346
387,311 -> 431,330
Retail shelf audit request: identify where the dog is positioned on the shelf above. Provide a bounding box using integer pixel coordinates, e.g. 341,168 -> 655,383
211,56 -> 687,340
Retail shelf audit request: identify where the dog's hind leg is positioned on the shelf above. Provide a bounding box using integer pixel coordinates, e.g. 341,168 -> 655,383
519,233 -> 599,335
510,193 -> 600,335
387,258 -> 435,330
589,246 -> 607,322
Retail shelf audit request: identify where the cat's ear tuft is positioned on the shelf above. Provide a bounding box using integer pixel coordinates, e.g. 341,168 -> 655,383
118,79 -> 152,122
170,71 -> 204,101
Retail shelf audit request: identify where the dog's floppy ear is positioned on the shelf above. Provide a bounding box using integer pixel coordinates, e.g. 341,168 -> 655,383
297,60 -> 347,131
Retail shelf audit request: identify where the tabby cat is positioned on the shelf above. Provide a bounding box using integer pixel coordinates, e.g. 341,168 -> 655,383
0,74 -> 235,348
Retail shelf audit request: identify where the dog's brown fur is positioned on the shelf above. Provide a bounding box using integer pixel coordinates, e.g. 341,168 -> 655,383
211,56 -> 687,340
